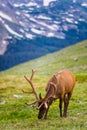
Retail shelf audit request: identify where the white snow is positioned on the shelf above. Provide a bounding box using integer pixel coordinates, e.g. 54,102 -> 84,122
37,15 -> 51,20
29,17 -> 37,22
43,0 -> 56,6
66,18 -> 74,23
19,21 -> 25,26
24,13 -> 30,18
16,11 -> 21,15
4,24 -> 23,38
14,2 -> 39,8
74,21 -> 78,24
47,32 -> 54,37
25,33 -> 34,39
26,2 -> 38,7
52,24 -> 59,30
72,0 -> 77,3
0,11 -> 13,22
2,40 -> 7,45
0,39 -> 9,55
36,20 -> 58,31
68,14 -> 74,17
81,3 -> 87,7
79,18 -> 85,22
14,3 -> 24,7
31,28 -> 44,35
19,29 -> 25,33
1,3 -> 6,7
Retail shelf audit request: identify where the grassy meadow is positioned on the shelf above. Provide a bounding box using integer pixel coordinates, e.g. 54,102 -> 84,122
0,40 -> 87,130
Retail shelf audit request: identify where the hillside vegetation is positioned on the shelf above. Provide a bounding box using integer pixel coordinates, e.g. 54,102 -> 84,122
0,40 -> 87,130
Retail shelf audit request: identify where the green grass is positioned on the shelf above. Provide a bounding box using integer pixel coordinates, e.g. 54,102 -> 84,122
0,40 -> 87,130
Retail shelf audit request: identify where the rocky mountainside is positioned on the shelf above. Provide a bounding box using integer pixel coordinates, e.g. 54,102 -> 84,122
0,0 -> 87,71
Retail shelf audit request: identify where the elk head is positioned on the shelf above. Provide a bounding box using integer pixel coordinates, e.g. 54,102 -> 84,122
37,93 -> 49,119
37,82 -> 57,119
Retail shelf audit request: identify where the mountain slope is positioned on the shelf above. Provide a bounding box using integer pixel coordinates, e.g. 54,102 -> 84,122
1,40 -> 87,76
0,37 -> 72,71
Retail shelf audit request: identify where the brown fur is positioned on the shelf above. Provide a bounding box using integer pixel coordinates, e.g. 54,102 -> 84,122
38,70 -> 76,119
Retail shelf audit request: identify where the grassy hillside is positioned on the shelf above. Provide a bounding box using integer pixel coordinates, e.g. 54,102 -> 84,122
1,40 -> 87,75
0,40 -> 87,130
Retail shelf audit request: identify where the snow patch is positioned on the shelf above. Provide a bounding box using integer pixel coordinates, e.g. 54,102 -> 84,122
36,21 -> 58,31
47,32 -> 54,37
4,24 -> 23,38
16,11 -> 21,15
72,0 -> 77,3
0,11 -> 13,22
20,29 -> 25,33
31,28 -> 45,35
25,33 -> 34,39
1,3 -> 6,7
43,0 -> 56,6
66,18 -> 74,23
14,3 -> 24,7
0,39 -> 9,55
37,15 -> 51,20
26,2 -> 38,7
81,3 -> 87,7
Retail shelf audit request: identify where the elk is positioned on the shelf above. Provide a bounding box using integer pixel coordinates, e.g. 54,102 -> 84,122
23,69 -> 76,119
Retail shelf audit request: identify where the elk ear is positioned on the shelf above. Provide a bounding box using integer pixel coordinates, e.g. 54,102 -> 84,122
39,93 -> 42,99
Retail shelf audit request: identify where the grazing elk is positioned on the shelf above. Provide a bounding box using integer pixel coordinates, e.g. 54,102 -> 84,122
23,69 -> 76,119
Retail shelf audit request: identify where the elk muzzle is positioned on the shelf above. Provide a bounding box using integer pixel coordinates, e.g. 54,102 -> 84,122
38,102 -> 48,119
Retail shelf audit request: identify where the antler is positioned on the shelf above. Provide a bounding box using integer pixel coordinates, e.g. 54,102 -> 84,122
23,69 -> 39,105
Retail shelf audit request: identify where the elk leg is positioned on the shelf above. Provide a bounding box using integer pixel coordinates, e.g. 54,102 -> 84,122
68,92 -> 72,101
63,94 -> 68,117
63,93 -> 72,117
66,92 -> 72,110
59,98 -> 63,117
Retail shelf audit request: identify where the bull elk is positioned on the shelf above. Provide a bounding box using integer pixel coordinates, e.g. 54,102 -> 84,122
23,69 -> 76,119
